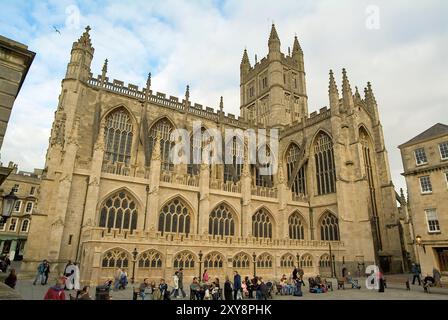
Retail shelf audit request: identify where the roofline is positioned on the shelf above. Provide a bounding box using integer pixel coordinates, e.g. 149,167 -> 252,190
398,131 -> 448,149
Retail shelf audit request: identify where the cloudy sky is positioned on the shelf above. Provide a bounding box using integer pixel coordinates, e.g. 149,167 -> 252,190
1,0 -> 447,192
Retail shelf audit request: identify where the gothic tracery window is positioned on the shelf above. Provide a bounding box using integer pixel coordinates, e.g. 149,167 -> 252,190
209,203 -> 235,237
320,212 -> 340,241
138,249 -> 163,268
300,254 -> 313,268
188,127 -> 212,175
99,191 -> 138,231
148,118 -> 175,171
203,252 -> 224,269
173,251 -> 195,269
288,212 -> 305,240
286,143 -> 307,195
104,108 -> 133,165
314,132 -> 336,195
252,208 -> 273,239
158,198 -> 191,235
232,252 -> 250,269
224,136 -> 243,183
256,253 -> 273,268
280,254 -> 296,268
102,249 -> 129,268
319,254 -> 331,268
253,145 -> 274,187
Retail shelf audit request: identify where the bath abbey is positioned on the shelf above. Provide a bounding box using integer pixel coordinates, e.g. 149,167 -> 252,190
21,24 -> 405,284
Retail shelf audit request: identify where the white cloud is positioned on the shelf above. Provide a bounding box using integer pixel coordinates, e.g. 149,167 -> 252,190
1,0 -> 447,193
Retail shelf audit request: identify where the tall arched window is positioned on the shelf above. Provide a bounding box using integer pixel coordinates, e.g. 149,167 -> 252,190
300,254 -> 313,268
280,254 -> 295,268
320,212 -> 340,241
203,252 -> 224,269
102,249 -> 129,268
138,249 -> 163,268
253,145 -> 274,187
319,254 -> 331,268
286,143 -> 307,195
158,198 -> 191,235
288,212 -> 305,240
148,118 -> 175,171
99,191 -> 138,231
209,203 -> 235,237
224,136 -> 243,183
256,253 -> 273,268
104,108 -> 133,165
252,208 -> 273,239
360,128 -> 382,251
232,252 -> 250,268
314,132 -> 336,195
173,251 -> 195,269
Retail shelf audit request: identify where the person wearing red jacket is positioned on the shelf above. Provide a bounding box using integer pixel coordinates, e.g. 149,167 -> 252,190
44,277 -> 66,300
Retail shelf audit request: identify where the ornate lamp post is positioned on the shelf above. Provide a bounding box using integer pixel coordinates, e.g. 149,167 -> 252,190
198,250 -> 203,280
1,188 -> 18,223
252,252 -> 257,277
131,248 -> 138,284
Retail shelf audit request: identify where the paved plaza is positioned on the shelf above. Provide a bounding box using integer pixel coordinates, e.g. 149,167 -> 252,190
12,278 -> 448,300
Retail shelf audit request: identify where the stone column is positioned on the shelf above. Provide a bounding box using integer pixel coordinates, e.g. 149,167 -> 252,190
241,147 -> 252,237
198,163 -> 210,235
277,162 -> 288,239
147,133 -> 161,231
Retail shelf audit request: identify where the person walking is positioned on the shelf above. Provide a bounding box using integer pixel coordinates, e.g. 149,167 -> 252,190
178,267 -> 186,298
171,271 -> 180,298
44,277 -> 66,300
33,260 -> 46,285
433,267 -> 442,287
224,276 -> 233,300
233,271 -> 242,300
113,267 -> 123,290
411,263 -> 421,285
4,269 -> 17,289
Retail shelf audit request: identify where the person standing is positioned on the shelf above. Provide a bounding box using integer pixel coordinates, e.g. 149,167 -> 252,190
33,260 -> 46,285
433,267 -> 442,287
202,269 -> 209,283
178,267 -> 186,298
224,276 -> 233,300
159,278 -> 169,300
139,278 -> 150,300
233,271 -> 242,300
73,262 -> 80,290
411,263 -> 421,285
64,262 -> 76,290
43,260 -> 50,285
113,267 -> 123,290
44,277 -> 66,300
292,267 -> 298,281
171,271 -> 180,298
4,269 -> 17,289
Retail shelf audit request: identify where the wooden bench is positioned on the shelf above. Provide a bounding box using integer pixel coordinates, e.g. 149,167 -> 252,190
383,275 -> 411,291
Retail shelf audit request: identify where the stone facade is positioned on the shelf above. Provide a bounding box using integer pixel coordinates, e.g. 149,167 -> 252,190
0,162 -> 41,261
22,25 -> 404,285
399,123 -> 448,276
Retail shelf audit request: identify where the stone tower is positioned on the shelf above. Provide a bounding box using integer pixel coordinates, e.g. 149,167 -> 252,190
240,24 -> 308,129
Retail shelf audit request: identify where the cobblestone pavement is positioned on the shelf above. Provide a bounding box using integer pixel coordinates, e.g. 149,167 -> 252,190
13,278 -> 448,300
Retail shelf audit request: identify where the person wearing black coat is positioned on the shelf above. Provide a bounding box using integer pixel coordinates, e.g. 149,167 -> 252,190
224,276 -> 233,300
4,269 -> 17,289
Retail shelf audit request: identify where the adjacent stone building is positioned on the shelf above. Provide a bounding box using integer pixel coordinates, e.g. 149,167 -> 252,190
22,25 -> 404,285
399,123 -> 448,276
0,162 -> 41,261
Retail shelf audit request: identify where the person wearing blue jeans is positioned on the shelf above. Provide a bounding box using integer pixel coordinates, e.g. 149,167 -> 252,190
33,260 -> 47,285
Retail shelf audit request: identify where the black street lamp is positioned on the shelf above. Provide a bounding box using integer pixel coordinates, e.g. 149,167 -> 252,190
198,250 -> 203,280
131,247 -> 138,284
252,252 -> 257,277
329,242 -> 335,277
1,188 -> 18,223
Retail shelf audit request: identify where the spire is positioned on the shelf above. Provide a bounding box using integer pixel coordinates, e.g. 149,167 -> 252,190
341,68 -> 354,111
329,69 -> 338,94
101,59 -> 108,85
366,82 -> 377,104
354,86 -> 362,103
292,35 -> 302,53
145,72 -> 151,99
219,96 -> 224,113
185,84 -> 190,102
102,59 -> 108,74
74,25 -> 93,53
241,48 -> 250,66
268,24 -> 281,53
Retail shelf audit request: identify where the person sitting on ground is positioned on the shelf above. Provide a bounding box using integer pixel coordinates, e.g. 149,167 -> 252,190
346,272 -> 361,289
190,277 -> 203,300
4,268 -> 17,289
76,286 -> 92,300
210,278 -> 221,300
159,278 -> 169,300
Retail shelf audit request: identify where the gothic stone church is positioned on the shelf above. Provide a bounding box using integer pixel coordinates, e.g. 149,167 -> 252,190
22,25 -> 404,284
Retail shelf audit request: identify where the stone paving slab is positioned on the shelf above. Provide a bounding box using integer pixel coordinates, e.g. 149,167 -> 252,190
9,279 -> 448,300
